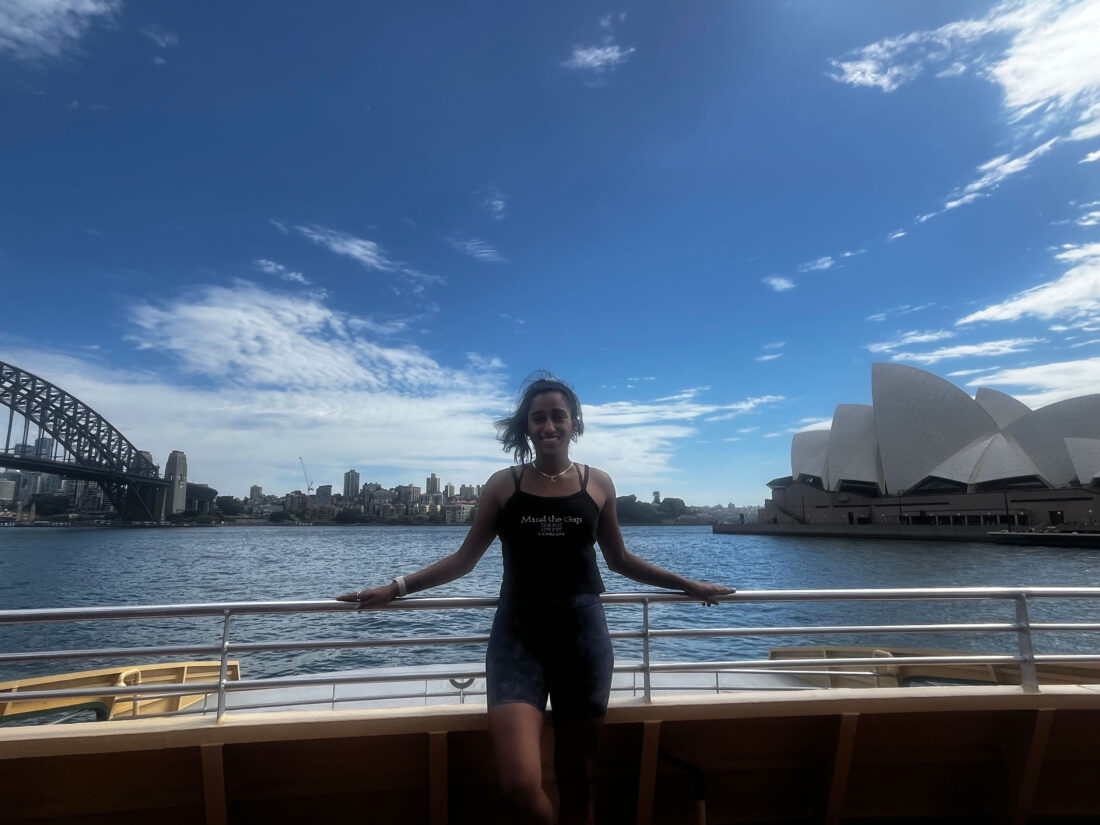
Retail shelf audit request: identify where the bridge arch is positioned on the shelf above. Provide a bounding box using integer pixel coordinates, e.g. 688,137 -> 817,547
0,360 -> 164,519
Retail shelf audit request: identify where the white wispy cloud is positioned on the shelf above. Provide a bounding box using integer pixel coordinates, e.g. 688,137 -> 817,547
829,0 -> 1100,143
891,337 -> 1042,364
253,258 -> 310,285
866,329 -> 956,353
592,393 -> 783,428
865,302 -> 935,323
0,0 -> 119,61
563,44 -> 635,73
964,355 -> 1100,407
793,417 -> 832,432
293,223 -> 444,289
64,99 -> 107,111
755,353 -> 782,362
1082,149 -> 1100,163
763,276 -> 794,291
762,341 -> 785,350
950,139 -> 1057,206
887,229 -> 907,241
797,255 -> 835,272
476,184 -> 509,221
947,367 -> 996,377
447,235 -> 506,263
916,138 -> 1059,222
957,242 -> 1100,324
141,25 -> 178,49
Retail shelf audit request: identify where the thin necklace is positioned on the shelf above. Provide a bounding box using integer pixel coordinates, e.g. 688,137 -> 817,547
532,461 -> 574,483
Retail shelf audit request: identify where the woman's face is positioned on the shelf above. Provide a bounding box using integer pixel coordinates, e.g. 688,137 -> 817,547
526,391 -> 574,460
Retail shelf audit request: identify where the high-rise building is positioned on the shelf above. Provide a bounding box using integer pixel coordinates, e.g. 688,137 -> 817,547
444,483 -> 455,500
425,473 -> 441,496
249,485 -> 263,502
164,451 -> 188,515
343,469 -> 360,500
316,484 -> 333,505
34,437 -> 55,459
395,484 -> 421,504
0,479 -> 15,502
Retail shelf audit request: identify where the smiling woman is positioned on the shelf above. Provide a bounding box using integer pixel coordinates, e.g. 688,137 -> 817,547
336,373 -> 733,825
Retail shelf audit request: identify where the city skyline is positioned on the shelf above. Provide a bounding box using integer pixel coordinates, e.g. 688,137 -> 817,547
1,1 -> 1098,507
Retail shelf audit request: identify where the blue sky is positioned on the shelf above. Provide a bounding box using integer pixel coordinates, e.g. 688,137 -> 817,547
2,0 -> 1099,507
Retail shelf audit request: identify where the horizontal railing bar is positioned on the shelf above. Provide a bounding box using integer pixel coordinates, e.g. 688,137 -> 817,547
1030,623 -> 1100,632
0,597 -> 501,624
647,654 -> 1022,672
6,587 -> 1100,624
0,645 -> 221,664
229,634 -> 492,653
645,623 -> 1018,638
2,682 -> 227,703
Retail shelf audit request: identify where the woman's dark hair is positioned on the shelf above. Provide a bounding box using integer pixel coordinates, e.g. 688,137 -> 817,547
496,373 -> 584,463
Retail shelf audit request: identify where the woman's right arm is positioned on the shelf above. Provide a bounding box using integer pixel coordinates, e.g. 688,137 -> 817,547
334,469 -> 511,606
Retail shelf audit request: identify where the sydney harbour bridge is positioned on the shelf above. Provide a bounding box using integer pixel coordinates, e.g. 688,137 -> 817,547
0,360 -> 216,521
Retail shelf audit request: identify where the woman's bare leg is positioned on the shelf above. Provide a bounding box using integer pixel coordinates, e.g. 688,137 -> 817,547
552,717 -> 602,825
489,702 -> 554,824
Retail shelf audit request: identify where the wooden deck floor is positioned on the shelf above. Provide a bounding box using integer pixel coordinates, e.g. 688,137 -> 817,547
3,684 -> 1100,824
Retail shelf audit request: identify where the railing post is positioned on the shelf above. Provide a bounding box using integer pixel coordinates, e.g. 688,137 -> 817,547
642,597 -> 652,703
1015,594 -> 1038,692
216,609 -> 232,720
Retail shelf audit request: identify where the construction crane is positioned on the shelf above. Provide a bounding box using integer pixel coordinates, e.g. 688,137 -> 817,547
298,457 -> 314,495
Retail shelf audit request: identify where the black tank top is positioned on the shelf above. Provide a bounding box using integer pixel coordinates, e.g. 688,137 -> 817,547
496,464 -> 606,599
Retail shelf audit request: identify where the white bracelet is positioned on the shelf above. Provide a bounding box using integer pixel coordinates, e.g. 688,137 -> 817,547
393,575 -> 407,597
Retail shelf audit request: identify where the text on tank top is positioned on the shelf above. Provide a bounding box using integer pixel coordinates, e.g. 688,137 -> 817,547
496,464 -> 606,598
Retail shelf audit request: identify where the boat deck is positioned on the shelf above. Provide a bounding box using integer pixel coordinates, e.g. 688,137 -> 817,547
3,587 -> 1100,823
4,683 -> 1100,824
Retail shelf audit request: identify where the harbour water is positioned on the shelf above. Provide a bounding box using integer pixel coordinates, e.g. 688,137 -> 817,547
2,525 -> 1099,681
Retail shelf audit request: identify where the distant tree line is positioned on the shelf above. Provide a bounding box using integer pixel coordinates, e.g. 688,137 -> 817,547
615,494 -> 691,525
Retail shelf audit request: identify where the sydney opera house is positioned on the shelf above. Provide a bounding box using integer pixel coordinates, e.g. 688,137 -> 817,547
760,364 -> 1100,535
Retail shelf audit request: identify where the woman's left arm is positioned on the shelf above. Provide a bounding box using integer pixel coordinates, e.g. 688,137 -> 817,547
594,470 -> 735,606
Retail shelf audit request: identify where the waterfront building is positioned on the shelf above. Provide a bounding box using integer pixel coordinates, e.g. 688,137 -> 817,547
249,485 -> 263,502
305,504 -> 335,522
444,502 -> 474,524
763,364 -> 1100,529
316,485 -> 333,505
0,479 -> 14,502
284,491 -> 308,513
425,473 -> 441,496
395,484 -> 421,505
343,469 -> 360,500
444,482 -> 455,500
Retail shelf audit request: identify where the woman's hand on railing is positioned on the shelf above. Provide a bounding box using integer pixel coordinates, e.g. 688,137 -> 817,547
683,581 -> 736,607
334,582 -> 399,607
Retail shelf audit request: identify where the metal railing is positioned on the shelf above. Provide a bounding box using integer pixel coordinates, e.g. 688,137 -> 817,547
3,587 -> 1100,724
